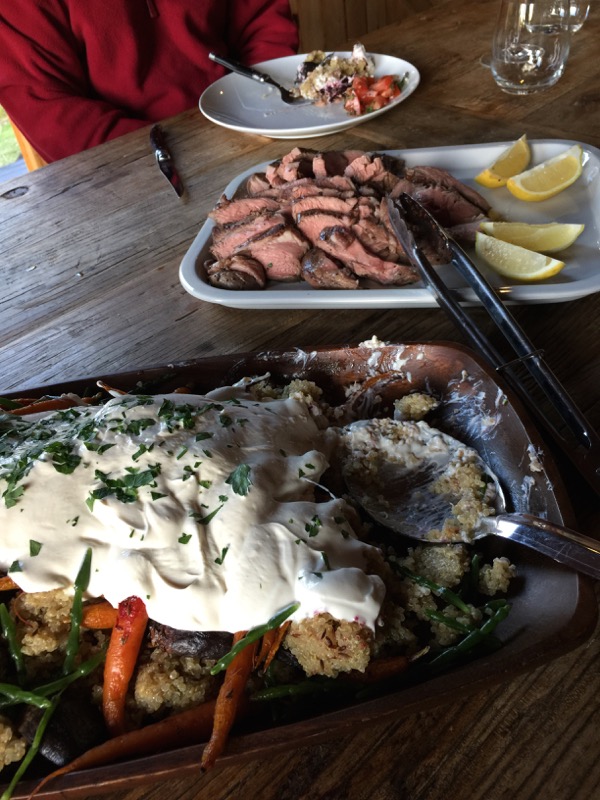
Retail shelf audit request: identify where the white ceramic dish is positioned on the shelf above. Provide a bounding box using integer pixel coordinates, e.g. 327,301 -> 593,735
179,139 -> 600,309
198,53 -> 420,138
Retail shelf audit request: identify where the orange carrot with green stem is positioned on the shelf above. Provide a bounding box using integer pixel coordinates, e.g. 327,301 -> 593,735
200,630 -> 257,772
102,596 -> 148,736
27,698 -> 220,799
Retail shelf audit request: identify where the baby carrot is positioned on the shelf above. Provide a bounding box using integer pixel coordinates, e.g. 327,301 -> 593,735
81,600 -> 117,629
102,596 -> 148,736
28,699 -> 219,799
0,576 -> 19,592
200,631 -> 257,772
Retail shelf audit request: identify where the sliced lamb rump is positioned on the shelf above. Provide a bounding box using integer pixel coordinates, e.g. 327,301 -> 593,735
344,152 -> 406,195
210,212 -> 287,260
246,172 -> 272,195
406,165 -> 491,214
311,150 -> 365,179
301,248 -> 359,289
209,195 -> 281,226
296,210 -> 356,247
206,255 -> 267,290
318,226 -> 419,285
291,194 -> 359,219
411,185 -> 488,228
241,225 -> 309,281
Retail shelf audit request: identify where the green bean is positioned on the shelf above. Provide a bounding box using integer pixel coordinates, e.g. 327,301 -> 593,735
251,676 -> 341,701
0,684 -> 51,710
35,648 -> 106,697
0,603 -> 25,684
469,553 -> 481,595
210,602 -> 300,675
425,609 -> 474,634
390,561 -> 471,614
427,601 -> 511,670
0,696 -> 60,800
63,547 -> 92,675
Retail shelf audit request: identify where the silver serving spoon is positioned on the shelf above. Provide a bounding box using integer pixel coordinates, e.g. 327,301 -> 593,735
342,418 -> 600,579
209,53 -> 309,105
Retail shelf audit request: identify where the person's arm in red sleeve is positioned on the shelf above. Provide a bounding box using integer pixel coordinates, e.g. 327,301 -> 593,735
0,4 -> 150,163
227,0 -> 299,65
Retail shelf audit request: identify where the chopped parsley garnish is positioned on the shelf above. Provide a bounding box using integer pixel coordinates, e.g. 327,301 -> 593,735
86,463 -> 161,509
29,540 -> 42,557
178,533 -> 192,544
305,515 -> 322,537
44,441 -> 81,475
214,545 -> 229,565
225,464 -> 252,496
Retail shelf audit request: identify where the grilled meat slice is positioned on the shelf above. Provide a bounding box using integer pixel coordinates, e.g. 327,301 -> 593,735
210,212 -> 287,261
319,225 -> 418,285
209,195 -> 281,226
206,255 -> 267,290
242,225 -> 310,281
301,247 -> 359,289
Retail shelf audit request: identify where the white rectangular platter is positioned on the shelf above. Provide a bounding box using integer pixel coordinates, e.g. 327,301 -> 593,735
179,139 -> 600,309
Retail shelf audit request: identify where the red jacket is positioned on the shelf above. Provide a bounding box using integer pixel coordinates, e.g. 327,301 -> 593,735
0,0 -> 298,162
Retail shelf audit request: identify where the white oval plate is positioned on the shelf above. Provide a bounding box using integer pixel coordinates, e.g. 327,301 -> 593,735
199,53 -> 420,138
179,139 -> 600,309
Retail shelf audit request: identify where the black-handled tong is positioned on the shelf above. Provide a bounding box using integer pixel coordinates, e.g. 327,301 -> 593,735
387,194 -> 600,497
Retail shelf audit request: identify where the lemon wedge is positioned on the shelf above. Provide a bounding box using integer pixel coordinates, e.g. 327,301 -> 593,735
506,145 -> 583,201
475,232 -> 565,281
479,221 -> 584,253
474,135 -> 531,188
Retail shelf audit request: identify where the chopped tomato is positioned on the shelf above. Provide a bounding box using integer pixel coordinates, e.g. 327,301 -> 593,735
345,74 -> 403,116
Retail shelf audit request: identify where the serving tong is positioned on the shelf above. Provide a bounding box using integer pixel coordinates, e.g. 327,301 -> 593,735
208,53 -> 308,105
387,194 -> 600,498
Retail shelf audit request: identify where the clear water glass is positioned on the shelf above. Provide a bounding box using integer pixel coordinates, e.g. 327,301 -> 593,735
491,1 -> 572,94
566,2 -> 590,31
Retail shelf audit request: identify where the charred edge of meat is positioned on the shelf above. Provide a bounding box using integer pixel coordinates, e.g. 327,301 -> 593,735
148,623 -> 234,659
205,256 -> 267,290
301,247 -> 359,289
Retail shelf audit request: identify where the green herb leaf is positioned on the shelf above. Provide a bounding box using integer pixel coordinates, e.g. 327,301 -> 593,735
225,464 -> 252,496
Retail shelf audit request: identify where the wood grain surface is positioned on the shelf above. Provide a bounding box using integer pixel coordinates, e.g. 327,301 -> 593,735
1,1 -> 599,798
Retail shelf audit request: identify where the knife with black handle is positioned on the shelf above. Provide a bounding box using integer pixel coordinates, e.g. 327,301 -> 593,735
149,124 -> 185,198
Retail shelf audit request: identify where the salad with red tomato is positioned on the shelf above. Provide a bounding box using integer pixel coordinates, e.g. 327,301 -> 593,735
293,45 -> 408,117
344,73 -> 408,115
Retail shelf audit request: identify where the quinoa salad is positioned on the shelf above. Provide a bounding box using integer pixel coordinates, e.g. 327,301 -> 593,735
0,374 -> 515,795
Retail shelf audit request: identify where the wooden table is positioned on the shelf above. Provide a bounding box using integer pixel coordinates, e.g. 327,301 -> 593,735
1,1 -> 599,798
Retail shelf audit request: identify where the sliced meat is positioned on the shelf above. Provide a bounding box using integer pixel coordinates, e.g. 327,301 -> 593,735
406,165 -> 491,214
291,194 -> 358,218
352,217 -> 408,262
210,212 -> 287,260
209,195 -> 281,226
242,226 -> 309,281
318,226 -> 419,285
311,150 -> 365,179
301,247 -> 359,289
344,152 -> 406,195
206,255 -> 267,290
412,185 -> 487,227
296,210 -> 356,247
246,172 -> 272,195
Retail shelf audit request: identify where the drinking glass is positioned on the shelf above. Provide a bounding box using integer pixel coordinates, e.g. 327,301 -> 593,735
565,1 -> 590,31
491,1 -> 572,95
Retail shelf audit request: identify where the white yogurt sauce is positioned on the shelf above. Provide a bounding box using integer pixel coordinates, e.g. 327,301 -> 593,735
0,391 -> 384,633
